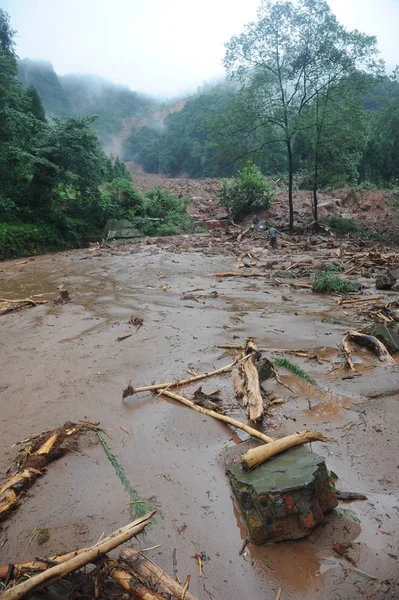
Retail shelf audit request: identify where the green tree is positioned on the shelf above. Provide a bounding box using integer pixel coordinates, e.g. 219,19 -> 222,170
224,0 -> 382,230
218,162 -> 274,219
26,84 -> 46,122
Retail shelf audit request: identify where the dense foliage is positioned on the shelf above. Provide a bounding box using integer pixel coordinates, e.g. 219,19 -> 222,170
218,162 -> 274,219
0,9 -> 194,258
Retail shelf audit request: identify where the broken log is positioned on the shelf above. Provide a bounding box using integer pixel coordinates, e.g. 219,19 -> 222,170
123,361 -> 241,397
0,298 -> 48,316
0,512 -> 155,600
342,334 -> 355,371
107,561 -> 166,600
121,548 -> 198,600
240,430 -> 329,470
346,330 -> 395,362
338,296 -> 383,306
231,364 -> 247,403
242,339 -> 264,422
159,389 -> 274,444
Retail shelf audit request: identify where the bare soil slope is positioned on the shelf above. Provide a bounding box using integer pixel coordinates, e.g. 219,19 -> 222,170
128,167 -> 399,239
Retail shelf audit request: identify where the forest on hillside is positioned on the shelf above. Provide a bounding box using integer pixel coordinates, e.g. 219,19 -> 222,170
17,59 -> 156,148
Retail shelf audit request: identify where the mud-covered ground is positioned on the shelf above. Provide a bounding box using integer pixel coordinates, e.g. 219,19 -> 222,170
0,236 -> 399,600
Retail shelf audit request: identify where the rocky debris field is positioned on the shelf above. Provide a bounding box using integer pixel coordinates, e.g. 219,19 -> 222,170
126,166 -> 399,241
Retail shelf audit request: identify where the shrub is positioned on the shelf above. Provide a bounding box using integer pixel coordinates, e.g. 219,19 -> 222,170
102,179 -> 145,215
312,268 -> 356,294
218,162 -> 274,219
136,188 -> 196,236
328,216 -> 361,235
0,222 -> 69,259
355,181 -> 378,191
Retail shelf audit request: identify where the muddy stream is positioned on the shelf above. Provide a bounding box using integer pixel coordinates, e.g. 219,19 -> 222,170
0,243 -> 398,599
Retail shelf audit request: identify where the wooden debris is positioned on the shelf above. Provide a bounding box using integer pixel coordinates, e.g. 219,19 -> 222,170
337,296 -> 383,306
342,334 -> 355,371
213,272 -> 270,278
216,344 -> 244,350
346,330 -> 395,362
241,339 -> 264,421
0,512 -> 155,600
0,297 -> 48,316
159,389 -> 274,444
0,421 -> 99,522
54,286 -> 71,305
130,316 -> 144,329
343,262 -> 366,276
240,430 -> 330,471
232,339 -> 264,421
107,560 -> 166,599
121,548 -> 198,600
336,490 -> 367,501
123,361 -> 241,397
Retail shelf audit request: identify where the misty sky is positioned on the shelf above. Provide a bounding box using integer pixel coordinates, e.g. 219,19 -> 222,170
3,0 -> 399,97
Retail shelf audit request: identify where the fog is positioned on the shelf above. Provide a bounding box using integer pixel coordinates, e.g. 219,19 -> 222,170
3,0 -> 398,97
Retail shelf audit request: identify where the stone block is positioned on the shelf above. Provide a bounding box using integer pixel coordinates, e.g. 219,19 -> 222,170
227,446 -> 337,544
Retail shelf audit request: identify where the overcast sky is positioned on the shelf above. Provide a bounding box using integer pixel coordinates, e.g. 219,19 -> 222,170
3,0 -> 398,97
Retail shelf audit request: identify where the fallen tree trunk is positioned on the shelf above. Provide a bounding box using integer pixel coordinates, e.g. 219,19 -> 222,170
0,512 -> 156,600
120,549 -> 198,600
159,389 -> 274,444
346,330 -> 395,362
241,430 -> 329,470
123,361 -> 240,397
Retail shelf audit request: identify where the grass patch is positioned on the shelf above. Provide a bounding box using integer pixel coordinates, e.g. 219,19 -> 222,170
98,433 -> 154,520
274,358 -> 317,386
312,269 -> 357,294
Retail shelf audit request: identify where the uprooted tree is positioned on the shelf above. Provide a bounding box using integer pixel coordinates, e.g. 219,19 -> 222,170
223,0 -> 382,230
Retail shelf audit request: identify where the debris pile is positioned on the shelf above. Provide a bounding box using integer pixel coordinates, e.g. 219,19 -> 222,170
0,421 -> 98,522
0,512 -> 198,600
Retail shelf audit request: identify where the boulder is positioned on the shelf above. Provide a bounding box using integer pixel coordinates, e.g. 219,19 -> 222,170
227,446 -> 337,545
370,323 -> 399,354
375,272 -> 396,290
103,219 -> 142,241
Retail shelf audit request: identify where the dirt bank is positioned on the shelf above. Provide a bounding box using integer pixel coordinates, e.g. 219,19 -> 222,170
127,167 -> 399,241
0,238 -> 398,599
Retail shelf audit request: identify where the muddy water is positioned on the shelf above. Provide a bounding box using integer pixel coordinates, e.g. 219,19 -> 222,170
0,246 -> 399,599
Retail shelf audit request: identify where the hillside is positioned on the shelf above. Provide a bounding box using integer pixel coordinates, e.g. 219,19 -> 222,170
17,59 -> 157,148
